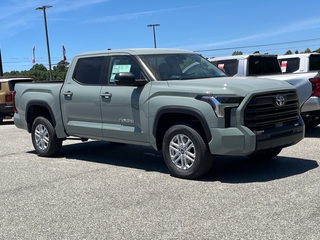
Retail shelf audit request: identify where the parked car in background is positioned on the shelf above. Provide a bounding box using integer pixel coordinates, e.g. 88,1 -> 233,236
209,53 -> 320,128
278,53 -> 320,73
0,76 -> 33,123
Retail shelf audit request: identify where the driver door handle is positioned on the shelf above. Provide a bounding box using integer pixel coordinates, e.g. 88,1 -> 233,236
100,92 -> 112,99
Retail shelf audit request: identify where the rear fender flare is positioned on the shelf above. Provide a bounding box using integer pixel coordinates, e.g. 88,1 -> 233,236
26,100 -> 56,132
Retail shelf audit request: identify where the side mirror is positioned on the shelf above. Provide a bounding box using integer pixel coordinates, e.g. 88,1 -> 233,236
114,72 -> 135,85
114,72 -> 148,86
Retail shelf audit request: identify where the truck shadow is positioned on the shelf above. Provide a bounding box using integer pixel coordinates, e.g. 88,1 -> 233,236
33,140 -> 318,183
202,155 -> 318,183
58,141 -> 170,174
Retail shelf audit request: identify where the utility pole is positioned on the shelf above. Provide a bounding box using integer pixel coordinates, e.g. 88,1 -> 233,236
147,24 -> 160,48
36,5 -> 53,80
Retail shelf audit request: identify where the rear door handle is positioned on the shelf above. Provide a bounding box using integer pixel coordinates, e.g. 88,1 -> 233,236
63,91 -> 73,97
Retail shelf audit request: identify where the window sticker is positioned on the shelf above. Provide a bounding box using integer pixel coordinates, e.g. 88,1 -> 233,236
280,61 -> 287,73
218,63 -> 225,69
110,64 -> 131,82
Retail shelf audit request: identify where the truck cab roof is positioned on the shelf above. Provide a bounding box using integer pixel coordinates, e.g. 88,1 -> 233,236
278,52 -> 320,59
208,53 -> 278,61
75,48 -> 194,58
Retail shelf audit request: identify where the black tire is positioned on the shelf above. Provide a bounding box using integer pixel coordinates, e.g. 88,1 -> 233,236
248,148 -> 282,161
305,119 -> 320,129
162,123 -> 213,179
31,116 -> 62,157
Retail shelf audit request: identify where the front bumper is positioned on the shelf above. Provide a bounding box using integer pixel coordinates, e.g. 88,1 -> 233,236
208,124 -> 304,156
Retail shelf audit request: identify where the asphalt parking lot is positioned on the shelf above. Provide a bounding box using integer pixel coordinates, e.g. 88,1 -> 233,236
1,119 -> 319,239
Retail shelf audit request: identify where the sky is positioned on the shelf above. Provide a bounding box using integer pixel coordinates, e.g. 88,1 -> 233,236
1,0 -> 320,72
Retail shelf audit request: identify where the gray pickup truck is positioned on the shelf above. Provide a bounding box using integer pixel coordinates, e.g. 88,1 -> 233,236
14,48 -> 304,179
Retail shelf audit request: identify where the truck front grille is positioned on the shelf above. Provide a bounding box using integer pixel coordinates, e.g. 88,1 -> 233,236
244,91 -> 299,131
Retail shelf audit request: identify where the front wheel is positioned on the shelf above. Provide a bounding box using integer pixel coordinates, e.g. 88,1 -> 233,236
31,116 -> 62,157
162,123 -> 213,179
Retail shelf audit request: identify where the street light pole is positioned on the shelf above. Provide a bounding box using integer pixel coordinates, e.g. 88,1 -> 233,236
147,24 -> 160,48
36,5 -> 53,80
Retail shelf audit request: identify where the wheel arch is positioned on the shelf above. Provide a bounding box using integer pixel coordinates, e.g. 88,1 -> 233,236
26,101 -> 56,133
153,106 -> 212,150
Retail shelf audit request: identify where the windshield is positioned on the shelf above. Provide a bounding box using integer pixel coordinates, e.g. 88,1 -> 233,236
139,53 -> 227,80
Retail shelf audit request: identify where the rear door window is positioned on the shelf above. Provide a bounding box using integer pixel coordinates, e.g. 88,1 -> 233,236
309,54 -> 320,71
278,58 -> 300,73
73,57 -> 105,85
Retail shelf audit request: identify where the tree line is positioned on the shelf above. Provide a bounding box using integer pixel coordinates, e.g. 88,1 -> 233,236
3,60 -> 69,81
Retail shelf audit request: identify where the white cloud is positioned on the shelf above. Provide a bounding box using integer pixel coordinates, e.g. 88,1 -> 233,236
53,0 -> 110,12
181,17 -> 320,51
0,0 -> 110,38
85,6 -> 203,23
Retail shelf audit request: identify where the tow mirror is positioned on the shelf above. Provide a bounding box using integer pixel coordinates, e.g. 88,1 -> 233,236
114,72 -> 148,86
114,72 -> 135,85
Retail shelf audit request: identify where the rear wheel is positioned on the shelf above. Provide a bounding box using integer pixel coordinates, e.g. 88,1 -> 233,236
162,123 -> 213,179
248,148 -> 282,161
31,116 -> 62,157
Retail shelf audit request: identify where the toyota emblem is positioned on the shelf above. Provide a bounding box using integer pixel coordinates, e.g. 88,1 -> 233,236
275,95 -> 286,107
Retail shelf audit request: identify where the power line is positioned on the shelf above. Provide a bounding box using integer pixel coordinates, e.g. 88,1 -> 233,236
195,37 -> 320,52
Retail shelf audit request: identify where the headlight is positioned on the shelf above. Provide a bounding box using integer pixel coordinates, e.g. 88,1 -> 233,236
196,95 -> 244,117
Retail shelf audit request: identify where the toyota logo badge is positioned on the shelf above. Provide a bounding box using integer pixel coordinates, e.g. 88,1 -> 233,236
276,95 -> 286,107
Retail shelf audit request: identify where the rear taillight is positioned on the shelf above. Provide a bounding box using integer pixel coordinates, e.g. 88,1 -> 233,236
309,78 -> 320,97
5,92 -> 13,102
12,91 -> 17,113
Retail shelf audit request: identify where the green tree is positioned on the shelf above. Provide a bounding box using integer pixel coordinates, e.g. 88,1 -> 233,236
285,50 -> 292,55
304,48 -> 312,53
232,51 -> 243,55
20,70 -> 29,76
4,70 -> 20,76
295,50 -> 299,54
52,60 -> 69,80
28,64 -> 49,81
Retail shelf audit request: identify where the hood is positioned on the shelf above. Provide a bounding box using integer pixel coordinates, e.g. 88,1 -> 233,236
166,76 -> 295,97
